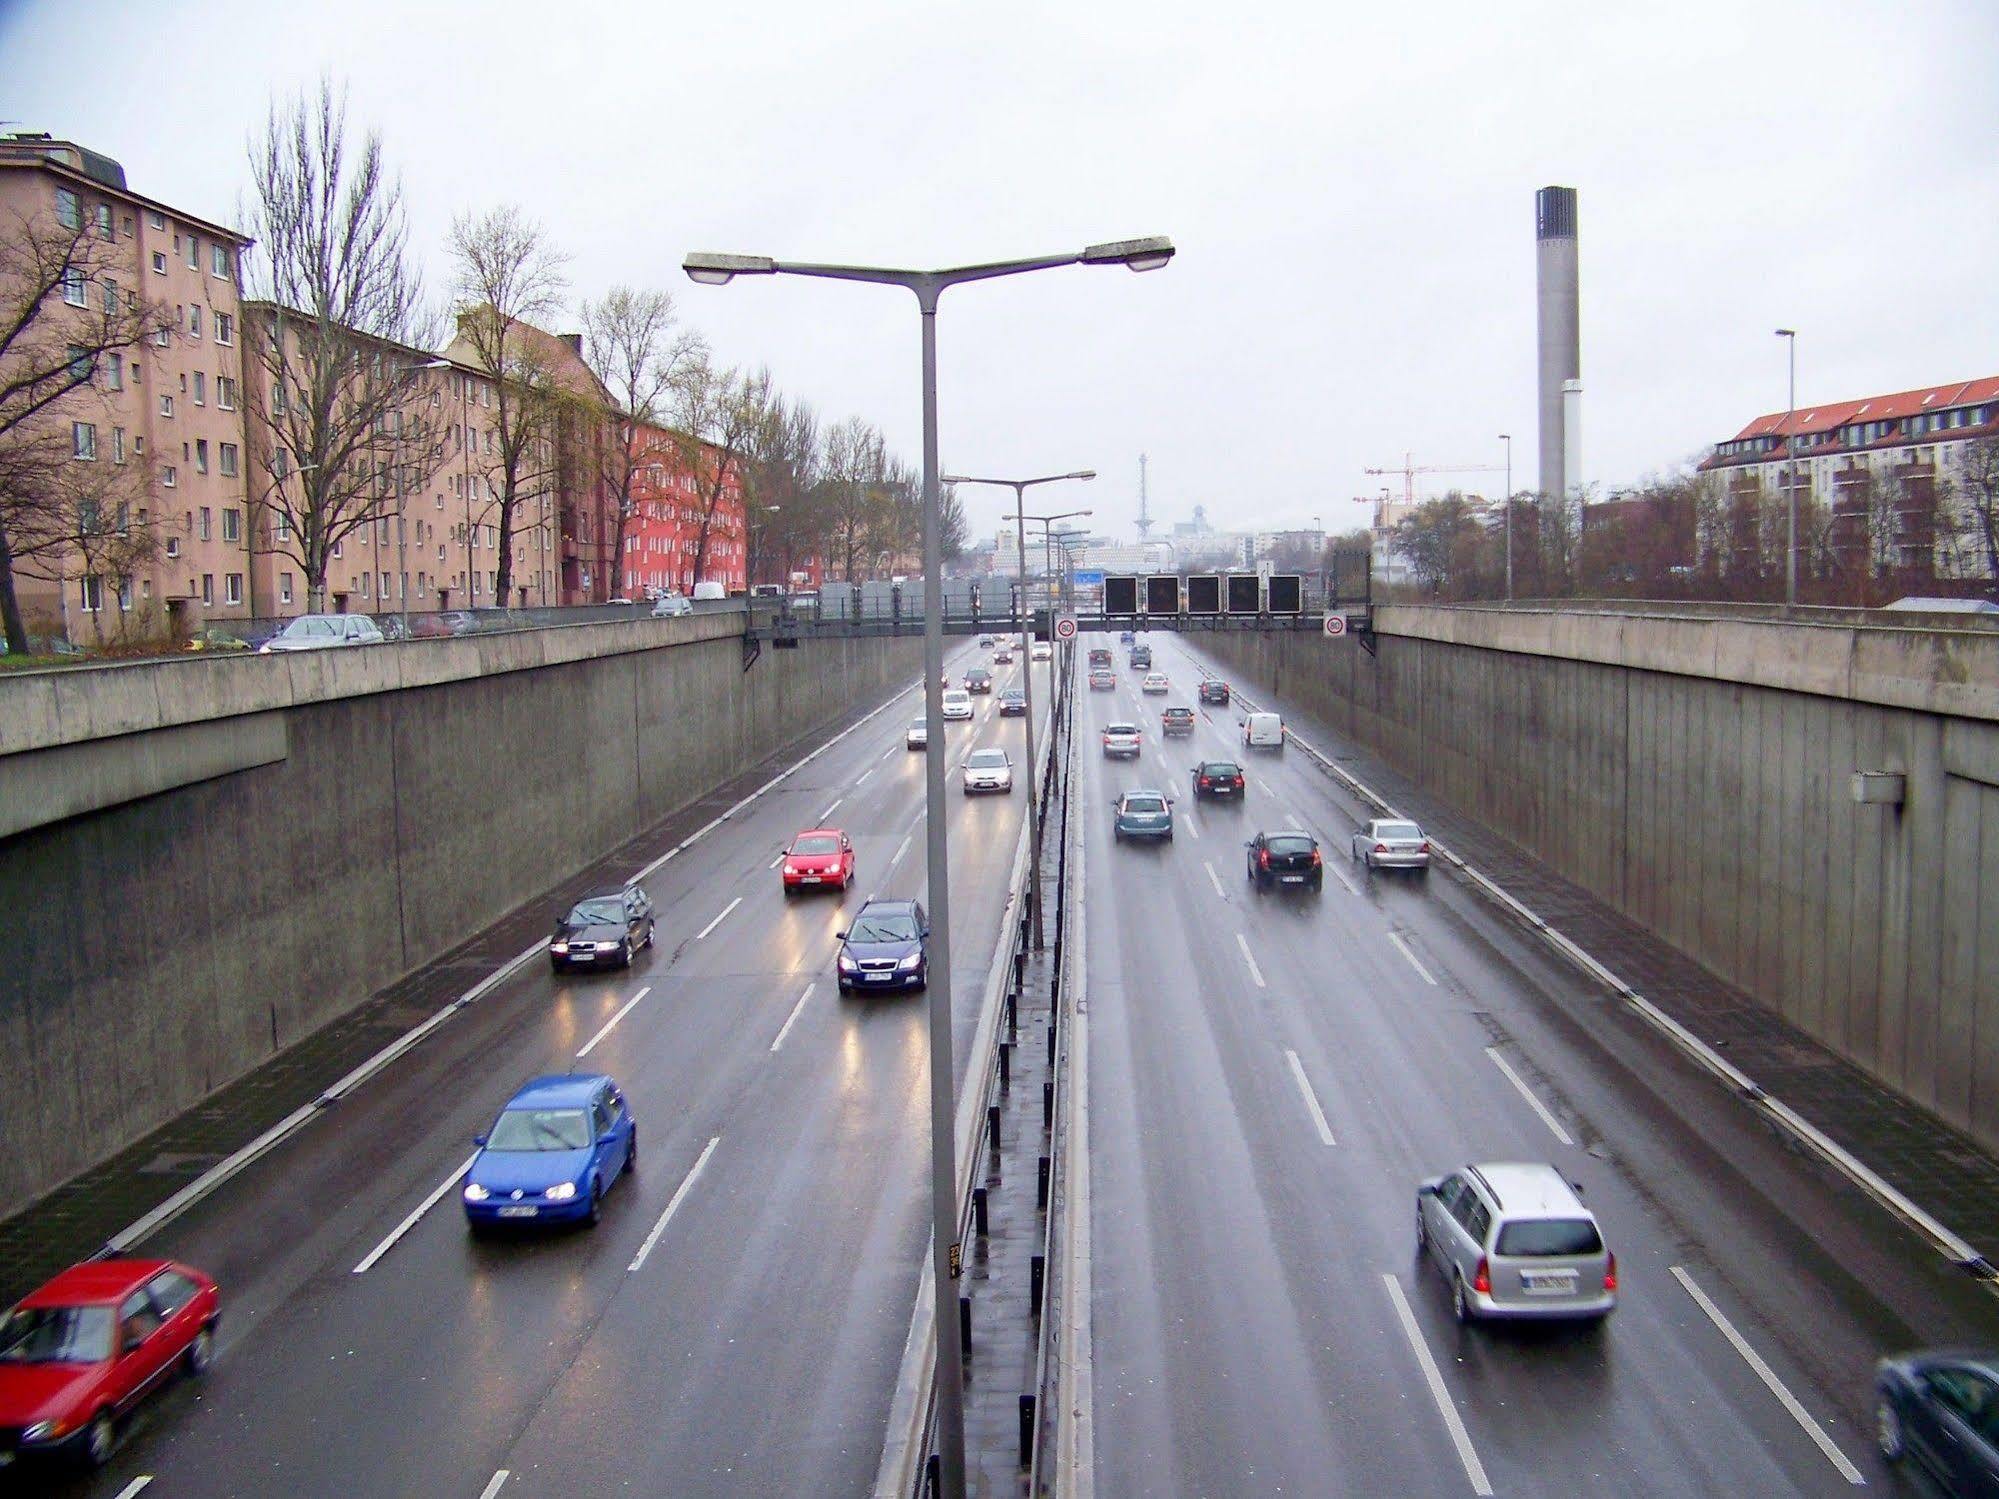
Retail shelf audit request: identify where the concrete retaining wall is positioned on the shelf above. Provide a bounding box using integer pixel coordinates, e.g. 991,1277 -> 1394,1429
0,617 -> 920,1207
1202,606 -> 1999,1149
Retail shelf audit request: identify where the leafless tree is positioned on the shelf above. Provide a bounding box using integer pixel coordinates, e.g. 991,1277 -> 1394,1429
243,81 -> 442,613
669,356 -> 762,587
0,202 -> 174,650
1954,436 -> 1999,587
743,386 -> 821,587
449,205 -> 569,603
581,286 -> 702,598
0,419 -> 160,646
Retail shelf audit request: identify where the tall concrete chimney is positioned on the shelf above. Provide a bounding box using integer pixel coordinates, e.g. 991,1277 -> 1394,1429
1536,187 -> 1579,501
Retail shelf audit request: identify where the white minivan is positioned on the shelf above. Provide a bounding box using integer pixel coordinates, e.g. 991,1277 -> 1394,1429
1242,711 -> 1284,750
692,580 -> 727,601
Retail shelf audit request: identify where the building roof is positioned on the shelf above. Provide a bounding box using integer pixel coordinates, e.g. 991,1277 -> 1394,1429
0,136 -> 252,247
1732,376 -> 1999,441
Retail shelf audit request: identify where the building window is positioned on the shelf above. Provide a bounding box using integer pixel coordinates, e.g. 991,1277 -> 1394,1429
332,538 -> 342,559
274,512 -> 290,540
280,573 -> 293,605
148,209 -> 166,230
194,439 -> 209,474
79,575 -> 102,612
225,573 -> 242,605
102,278 -> 118,313
163,465 -> 178,490
222,507 -> 240,541
106,352 -> 123,391
215,313 -> 233,346
199,506 -> 215,540
186,234 -> 199,269
219,443 -> 238,478
211,244 -> 230,278
95,203 -> 113,240
359,573 -> 370,598
160,394 -> 174,418
165,532 -> 180,557
201,574 -> 213,605
62,268 -> 87,307
189,306 -> 202,340
216,375 -> 236,410
118,577 -> 133,612
154,323 -> 170,348
152,251 -> 167,275
112,427 -> 126,463
72,422 -> 97,460
55,187 -> 81,229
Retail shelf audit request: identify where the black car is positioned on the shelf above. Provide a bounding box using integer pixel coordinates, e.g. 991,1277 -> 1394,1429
1192,760 -> 1246,799
998,688 -> 1027,717
836,899 -> 930,993
551,886 -> 655,970
1129,647 -> 1152,671
1878,1349 -> 1999,1495
1162,707 -> 1195,737
1199,680 -> 1231,706
965,666 -> 994,694
1246,831 -> 1322,891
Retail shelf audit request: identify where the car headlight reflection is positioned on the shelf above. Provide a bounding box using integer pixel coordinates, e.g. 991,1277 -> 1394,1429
550,942 -> 569,954
463,1181 -> 491,1201
21,1420 -> 54,1443
543,1182 -> 577,1201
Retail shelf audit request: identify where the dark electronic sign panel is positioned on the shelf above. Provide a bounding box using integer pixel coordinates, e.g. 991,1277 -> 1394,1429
1144,575 -> 1182,615
1266,574 -> 1302,614
1185,574 -> 1222,614
1103,575 -> 1139,615
1225,574 -> 1262,614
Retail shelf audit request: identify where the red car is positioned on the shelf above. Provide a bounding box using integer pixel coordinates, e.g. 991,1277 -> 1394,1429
0,1258 -> 219,1469
781,827 -> 856,893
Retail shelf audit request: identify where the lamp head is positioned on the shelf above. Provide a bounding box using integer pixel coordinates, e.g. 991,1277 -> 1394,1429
1081,236 -> 1175,272
684,253 -> 777,286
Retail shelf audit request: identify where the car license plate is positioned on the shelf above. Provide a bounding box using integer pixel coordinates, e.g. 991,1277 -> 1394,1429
1281,874 -> 1304,883
497,1205 -> 539,1218
801,875 -> 821,884
1522,1272 -> 1575,1294
1215,786 -> 1232,793
865,972 -> 891,982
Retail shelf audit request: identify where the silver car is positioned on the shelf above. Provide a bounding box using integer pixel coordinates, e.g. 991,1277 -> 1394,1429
257,613 -> 384,652
1352,818 -> 1430,872
1101,722 -> 1141,760
651,593 -> 693,618
1416,1162 -> 1615,1325
906,716 -> 928,751
962,747 -> 1013,794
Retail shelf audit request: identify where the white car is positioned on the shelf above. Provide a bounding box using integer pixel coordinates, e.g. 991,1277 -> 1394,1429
651,593 -> 692,618
962,748 -> 1014,794
1352,819 -> 1430,873
1101,722 -> 1141,759
1031,641 -> 1052,662
258,614 -> 384,652
1141,672 -> 1169,694
1242,711 -> 1284,750
692,580 -> 727,601
906,716 -> 929,750
941,689 -> 975,721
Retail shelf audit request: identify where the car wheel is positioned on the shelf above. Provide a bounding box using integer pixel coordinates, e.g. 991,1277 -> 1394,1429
1165,829 -> 1174,842
620,937 -> 633,968
586,1179 -> 602,1227
644,920 -> 656,949
1876,1396 -> 1905,1462
626,1129 -> 638,1175
1452,1272 -> 1475,1326
1311,872 -> 1323,891
83,1409 -> 114,1468
782,883 -> 796,898
185,1323 -> 216,1376
1415,1209 -> 1429,1255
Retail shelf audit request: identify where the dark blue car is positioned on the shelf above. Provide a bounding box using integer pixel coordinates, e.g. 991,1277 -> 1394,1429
462,1074 -> 636,1230
1877,1348 -> 1999,1495
836,899 -> 929,993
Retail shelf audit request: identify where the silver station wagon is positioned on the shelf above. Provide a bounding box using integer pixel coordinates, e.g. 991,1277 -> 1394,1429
1416,1162 -> 1615,1325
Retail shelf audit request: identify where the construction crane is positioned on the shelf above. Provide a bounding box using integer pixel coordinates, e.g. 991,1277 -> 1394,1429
1364,453 -> 1505,508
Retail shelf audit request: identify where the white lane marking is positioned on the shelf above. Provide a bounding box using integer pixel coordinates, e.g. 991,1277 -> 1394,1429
771,983 -> 815,1053
819,798 -> 843,822
1235,932 -> 1266,989
695,896 -> 743,940
1286,816 -> 1306,833
112,1480 -> 154,1499
855,767 -> 875,787
1388,931 -> 1438,986
1204,860 -> 1226,900
1284,1049 -> 1336,1145
1183,814 -> 1200,840
1328,860 -> 1360,895
351,1151 -> 478,1274
1381,1275 -> 1494,1496
477,1472 -> 510,1499
1484,1047 -> 1575,1146
888,832 -> 913,871
881,746 -> 895,761
629,1135 -> 722,1273
1257,776 -> 1274,794
576,985 -> 652,1059
1670,1266 -> 1865,1484
769,853 -> 784,869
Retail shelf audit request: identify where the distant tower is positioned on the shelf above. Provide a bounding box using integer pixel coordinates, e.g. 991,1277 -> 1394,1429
1135,453 -> 1152,540
1536,186 -> 1580,501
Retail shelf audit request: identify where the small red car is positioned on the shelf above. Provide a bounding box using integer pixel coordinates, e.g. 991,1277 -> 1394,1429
0,1258 -> 220,1469
781,828 -> 856,893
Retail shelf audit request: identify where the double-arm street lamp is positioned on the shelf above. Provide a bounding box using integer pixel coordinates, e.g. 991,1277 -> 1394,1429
684,237 -> 1171,1499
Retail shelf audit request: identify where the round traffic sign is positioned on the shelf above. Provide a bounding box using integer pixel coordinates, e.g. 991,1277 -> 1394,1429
1054,614 -> 1078,640
1322,612 -> 1347,638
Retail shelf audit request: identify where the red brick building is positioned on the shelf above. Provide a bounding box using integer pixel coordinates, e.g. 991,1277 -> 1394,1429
618,424 -> 747,597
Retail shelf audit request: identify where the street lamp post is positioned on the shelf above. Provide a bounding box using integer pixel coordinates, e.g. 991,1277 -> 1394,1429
685,237 -> 1171,1499
1498,433 -> 1513,600
1776,329 -> 1798,606
941,476 -> 1094,952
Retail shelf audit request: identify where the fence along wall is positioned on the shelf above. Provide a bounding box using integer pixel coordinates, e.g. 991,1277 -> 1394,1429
0,615 -> 920,1208
1201,606 -> 1999,1149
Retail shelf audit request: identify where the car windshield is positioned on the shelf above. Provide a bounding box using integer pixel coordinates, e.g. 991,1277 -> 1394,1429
792,835 -> 840,856
1003,692 -> 1023,702
1494,1218 -> 1603,1257
1124,796 -> 1165,814
968,751 -> 1008,769
1166,709 -> 1191,718
487,1108 -> 592,1152
968,670 -> 989,680
0,1304 -> 114,1364
566,897 -> 624,926
910,717 -> 926,729
1202,763 -> 1239,776
1378,822 -> 1422,839
1268,835 -> 1315,855
1107,724 -> 1137,735
850,912 -> 918,943
281,617 -> 336,639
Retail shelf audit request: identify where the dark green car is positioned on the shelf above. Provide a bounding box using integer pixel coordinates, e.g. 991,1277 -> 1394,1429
1112,789 -> 1174,842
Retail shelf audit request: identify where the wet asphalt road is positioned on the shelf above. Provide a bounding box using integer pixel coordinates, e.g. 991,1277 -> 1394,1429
1079,628 -> 1999,1498
46,642 -> 1046,1499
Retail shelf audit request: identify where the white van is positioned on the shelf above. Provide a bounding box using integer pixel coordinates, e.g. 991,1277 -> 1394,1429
692,580 -> 727,601
1242,711 -> 1284,750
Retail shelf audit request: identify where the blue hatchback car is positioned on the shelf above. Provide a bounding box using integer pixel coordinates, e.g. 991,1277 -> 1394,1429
836,899 -> 929,993
463,1075 -> 636,1230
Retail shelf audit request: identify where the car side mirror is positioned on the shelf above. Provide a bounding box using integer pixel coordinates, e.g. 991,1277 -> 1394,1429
1416,1182 -> 1437,1197
1244,840 -> 1255,849
473,1133 -> 487,1147
834,929 -> 847,941
921,924 -> 932,938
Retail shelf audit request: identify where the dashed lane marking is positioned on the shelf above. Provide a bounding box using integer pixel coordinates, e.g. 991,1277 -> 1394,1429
1388,931 -> 1438,986
352,1152 -> 478,1274
576,986 -> 652,1059
1285,1049 -> 1336,1145
1205,860 -> 1227,899
1236,932 -> 1266,988
771,983 -> 815,1053
1381,1275 -> 1494,1495
629,1136 -> 722,1273
695,896 -> 743,940
1484,1046 -> 1574,1147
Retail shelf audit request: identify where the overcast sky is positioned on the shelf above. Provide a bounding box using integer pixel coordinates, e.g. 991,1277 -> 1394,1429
6,0 -> 1995,543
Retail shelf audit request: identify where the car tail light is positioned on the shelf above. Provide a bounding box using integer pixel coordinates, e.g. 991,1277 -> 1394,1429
1259,850 -> 1270,869
1419,840 -> 1430,854
1603,1252 -> 1617,1292
1199,776 -> 1210,788
1472,1257 -> 1491,1295
1375,843 -> 1388,854
1310,848 -> 1322,867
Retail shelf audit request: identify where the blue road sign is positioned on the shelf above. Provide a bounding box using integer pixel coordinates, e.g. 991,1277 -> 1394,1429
1072,569 -> 1106,586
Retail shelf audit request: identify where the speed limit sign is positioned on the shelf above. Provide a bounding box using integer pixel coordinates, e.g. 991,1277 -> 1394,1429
1322,612 -> 1347,638
1054,614 -> 1078,640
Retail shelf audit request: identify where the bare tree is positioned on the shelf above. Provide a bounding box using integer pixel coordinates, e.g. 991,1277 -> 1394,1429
744,386 -> 821,587
581,286 -> 701,598
670,356 -> 762,588
0,419 -> 160,646
449,206 -> 568,603
1955,436 -> 1999,587
0,201 -> 174,650
243,81 -> 441,613
820,415 -> 882,581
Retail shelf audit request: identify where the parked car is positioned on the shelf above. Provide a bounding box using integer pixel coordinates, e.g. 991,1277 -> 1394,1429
1141,672 -> 1169,694
1242,711 -> 1283,750
405,610 -> 480,639
1161,706 -> 1195,737
0,1259 -> 220,1469
1416,1163 -> 1616,1326
781,828 -> 855,893
463,1074 -> 636,1231
1246,830 -> 1323,891
1877,1348 -> 1999,1494
257,613 -> 384,652
1102,721 -> 1141,759
965,666 -> 994,694
1352,818 -> 1430,873
906,715 -> 929,750
1089,668 -> 1115,691
836,899 -> 929,992
1199,679 -> 1231,706
998,688 -> 1027,717
651,593 -> 693,618
962,748 -> 1014,794
1112,789 -> 1174,842
550,887 -> 655,970
1191,760 -> 1245,799
941,689 -> 975,721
